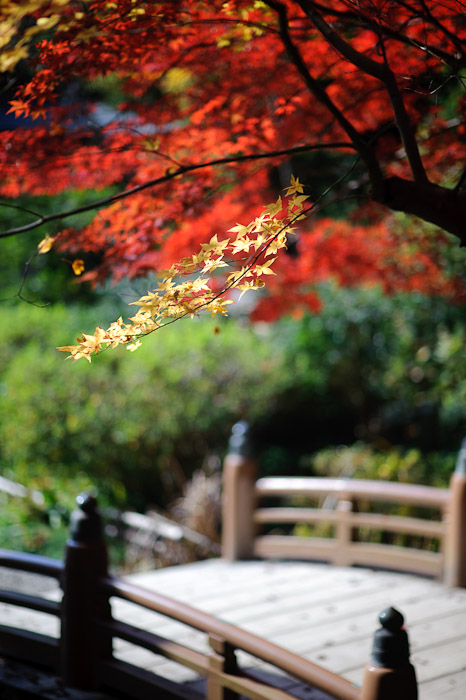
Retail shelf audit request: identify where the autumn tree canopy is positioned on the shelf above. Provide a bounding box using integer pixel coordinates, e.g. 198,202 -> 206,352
1,0 -> 465,360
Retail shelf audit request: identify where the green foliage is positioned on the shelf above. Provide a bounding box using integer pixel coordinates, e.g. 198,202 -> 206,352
0,473 -> 94,559
293,442 -> 454,549
0,302 -> 286,511
277,285 -> 465,445
308,443 -> 455,488
0,192 -> 117,306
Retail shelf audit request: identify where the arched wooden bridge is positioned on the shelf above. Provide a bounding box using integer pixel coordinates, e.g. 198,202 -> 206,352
1,438 -> 466,700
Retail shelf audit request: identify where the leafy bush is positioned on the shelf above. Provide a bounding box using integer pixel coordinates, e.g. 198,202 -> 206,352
255,284 -> 465,470
307,442 -> 455,488
0,302 -> 288,510
0,473 -> 95,559
292,442 -> 456,550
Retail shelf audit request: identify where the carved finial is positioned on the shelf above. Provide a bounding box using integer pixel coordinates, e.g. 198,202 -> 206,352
70,492 -> 102,543
228,421 -> 255,458
76,492 -> 98,514
454,438 -> 466,475
371,607 -> 411,668
379,606 -> 404,631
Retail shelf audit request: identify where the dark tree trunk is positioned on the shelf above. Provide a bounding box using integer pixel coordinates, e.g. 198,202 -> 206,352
375,177 -> 466,247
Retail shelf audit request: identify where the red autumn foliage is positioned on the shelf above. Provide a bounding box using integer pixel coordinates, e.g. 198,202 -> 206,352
1,0 -> 465,321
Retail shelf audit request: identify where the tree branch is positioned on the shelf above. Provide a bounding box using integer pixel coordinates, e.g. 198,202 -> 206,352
264,0 -> 386,199
295,0 -> 429,184
311,1 -> 464,71
377,176 -> 466,246
265,1 -> 366,149
0,142 -> 355,239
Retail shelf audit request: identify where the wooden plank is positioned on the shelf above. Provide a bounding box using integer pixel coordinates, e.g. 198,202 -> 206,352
106,619 -> 208,674
419,668 -> 466,700
123,562 -> 341,621
409,609 -> 466,652
343,635 -> 466,692
255,477 -> 449,508
128,560 -> 332,607
346,542 -> 443,577
253,537 -> 442,577
254,508 -> 338,525
210,570 -> 427,630
111,561 -> 466,699
271,594 -> 466,660
253,536 -> 337,560
0,590 -> 60,616
348,512 -> 445,537
224,576 -> 459,640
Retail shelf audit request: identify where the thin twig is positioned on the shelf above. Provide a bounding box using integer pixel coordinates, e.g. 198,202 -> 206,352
0,142 -> 355,239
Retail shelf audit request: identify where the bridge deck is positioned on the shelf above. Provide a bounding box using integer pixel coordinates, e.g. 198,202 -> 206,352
2,559 -> 466,699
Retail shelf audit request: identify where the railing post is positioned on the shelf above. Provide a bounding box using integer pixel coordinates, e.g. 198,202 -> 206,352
207,634 -> 239,700
60,493 -> 112,689
444,438 -> 466,587
361,607 -> 418,700
222,422 -> 258,561
333,496 -> 354,566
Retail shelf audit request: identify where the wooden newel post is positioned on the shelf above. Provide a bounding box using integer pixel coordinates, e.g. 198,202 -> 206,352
60,493 -> 112,689
444,438 -> 466,588
222,422 -> 258,561
361,608 -> 418,700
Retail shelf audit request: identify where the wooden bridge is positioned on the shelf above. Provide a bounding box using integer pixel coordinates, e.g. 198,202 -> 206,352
1,437 -> 466,700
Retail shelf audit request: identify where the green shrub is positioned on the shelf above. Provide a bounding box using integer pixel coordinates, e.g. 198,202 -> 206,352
0,303 -> 288,510
306,442 -> 455,488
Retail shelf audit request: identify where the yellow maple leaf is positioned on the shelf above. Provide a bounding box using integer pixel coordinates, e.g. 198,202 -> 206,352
285,174 -> 304,196
37,234 -> 55,254
72,259 -> 85,276
200,234 -> 230,254
254,258 -> 276,276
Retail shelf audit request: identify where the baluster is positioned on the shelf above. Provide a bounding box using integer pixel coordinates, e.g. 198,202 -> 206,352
333,496 -> 354,566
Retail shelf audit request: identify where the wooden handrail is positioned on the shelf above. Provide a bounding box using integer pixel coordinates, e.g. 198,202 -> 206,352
0,549 -> 63,579
0,590 -> 60,616
102,575 -> 360,700
255,476 -> 450,508
254,507 -> 445,536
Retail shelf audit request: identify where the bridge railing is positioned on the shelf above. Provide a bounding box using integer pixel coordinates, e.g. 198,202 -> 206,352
0,493 -> 417,700
222,432 -> 466,588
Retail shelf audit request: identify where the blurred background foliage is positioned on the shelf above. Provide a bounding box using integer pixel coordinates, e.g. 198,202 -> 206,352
0,194 -> 465,563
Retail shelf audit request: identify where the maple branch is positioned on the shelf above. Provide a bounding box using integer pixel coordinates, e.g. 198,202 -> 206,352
265,1 -> 365,149
378,176 -> 466,247
0,251 -> 50,308
265,0 -> 385,199
0,142 -> 355,239
295,0 -> 429,185
310,1 -> 464,71
416,0 -> 465,57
